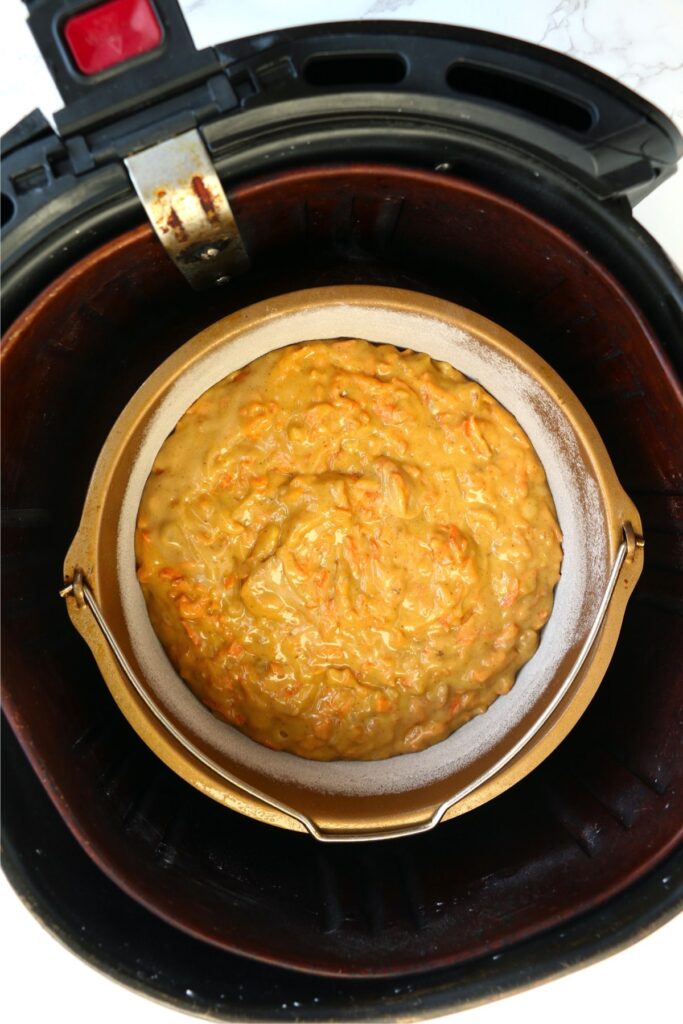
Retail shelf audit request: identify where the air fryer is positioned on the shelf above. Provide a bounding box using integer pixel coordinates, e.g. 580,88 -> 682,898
2,0 -> 682,1018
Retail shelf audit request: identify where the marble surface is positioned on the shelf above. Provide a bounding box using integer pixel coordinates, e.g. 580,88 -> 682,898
1,2 -> 682,1024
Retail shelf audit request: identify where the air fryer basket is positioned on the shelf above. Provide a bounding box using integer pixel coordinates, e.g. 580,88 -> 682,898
2,8 -> 682,1013
3,158 -> 682,976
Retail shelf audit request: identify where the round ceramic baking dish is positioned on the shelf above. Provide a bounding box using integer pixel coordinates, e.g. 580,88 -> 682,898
62,285 -> 643,841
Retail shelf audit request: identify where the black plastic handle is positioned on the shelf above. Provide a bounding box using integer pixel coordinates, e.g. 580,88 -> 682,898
22,0 -> 220,134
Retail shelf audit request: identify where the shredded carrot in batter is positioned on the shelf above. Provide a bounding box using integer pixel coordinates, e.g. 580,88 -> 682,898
136,340 -> 562,760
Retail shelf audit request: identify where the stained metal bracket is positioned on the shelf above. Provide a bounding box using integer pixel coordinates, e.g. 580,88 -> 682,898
125,129 -> 250,290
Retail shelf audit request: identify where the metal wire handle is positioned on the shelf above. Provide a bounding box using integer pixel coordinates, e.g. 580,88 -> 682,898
61,525 -> 639,842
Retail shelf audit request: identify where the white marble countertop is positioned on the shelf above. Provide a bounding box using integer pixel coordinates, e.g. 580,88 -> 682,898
1,2 -> 682,1023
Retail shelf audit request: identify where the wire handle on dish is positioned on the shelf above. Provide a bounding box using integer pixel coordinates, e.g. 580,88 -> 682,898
60,525 -> 640,843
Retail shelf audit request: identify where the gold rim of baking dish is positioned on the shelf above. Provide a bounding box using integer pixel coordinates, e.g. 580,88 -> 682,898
62,286 -> 644,841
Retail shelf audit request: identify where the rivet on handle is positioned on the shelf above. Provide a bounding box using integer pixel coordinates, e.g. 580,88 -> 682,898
623,520 -> 645,562
60,567 -> 85,608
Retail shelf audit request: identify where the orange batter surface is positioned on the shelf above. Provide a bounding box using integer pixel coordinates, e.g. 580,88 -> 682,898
136,340 -> 562,760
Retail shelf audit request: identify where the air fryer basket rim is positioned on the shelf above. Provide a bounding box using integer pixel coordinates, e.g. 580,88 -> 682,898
3,16 -> 683,370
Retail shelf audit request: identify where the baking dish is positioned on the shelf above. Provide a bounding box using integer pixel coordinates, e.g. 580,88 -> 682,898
61,285 -> 644,841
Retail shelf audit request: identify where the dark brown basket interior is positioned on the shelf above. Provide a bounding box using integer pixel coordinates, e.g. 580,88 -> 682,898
2,165 -> 682,977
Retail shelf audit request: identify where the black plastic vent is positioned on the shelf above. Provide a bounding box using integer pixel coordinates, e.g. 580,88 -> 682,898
1,192 -> 15,227
304,52 -> 406,86
447,63 -> 594,132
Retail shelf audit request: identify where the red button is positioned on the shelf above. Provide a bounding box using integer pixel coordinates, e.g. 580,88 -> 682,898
64,0 -> 163,76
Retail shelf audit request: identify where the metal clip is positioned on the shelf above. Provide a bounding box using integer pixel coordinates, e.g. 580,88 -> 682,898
125,129 -> 250,290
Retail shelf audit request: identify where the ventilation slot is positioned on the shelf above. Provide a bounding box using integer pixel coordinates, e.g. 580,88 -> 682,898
304,52 -> 406,86
1,192 -> 16,227
447,63 -> 594,132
